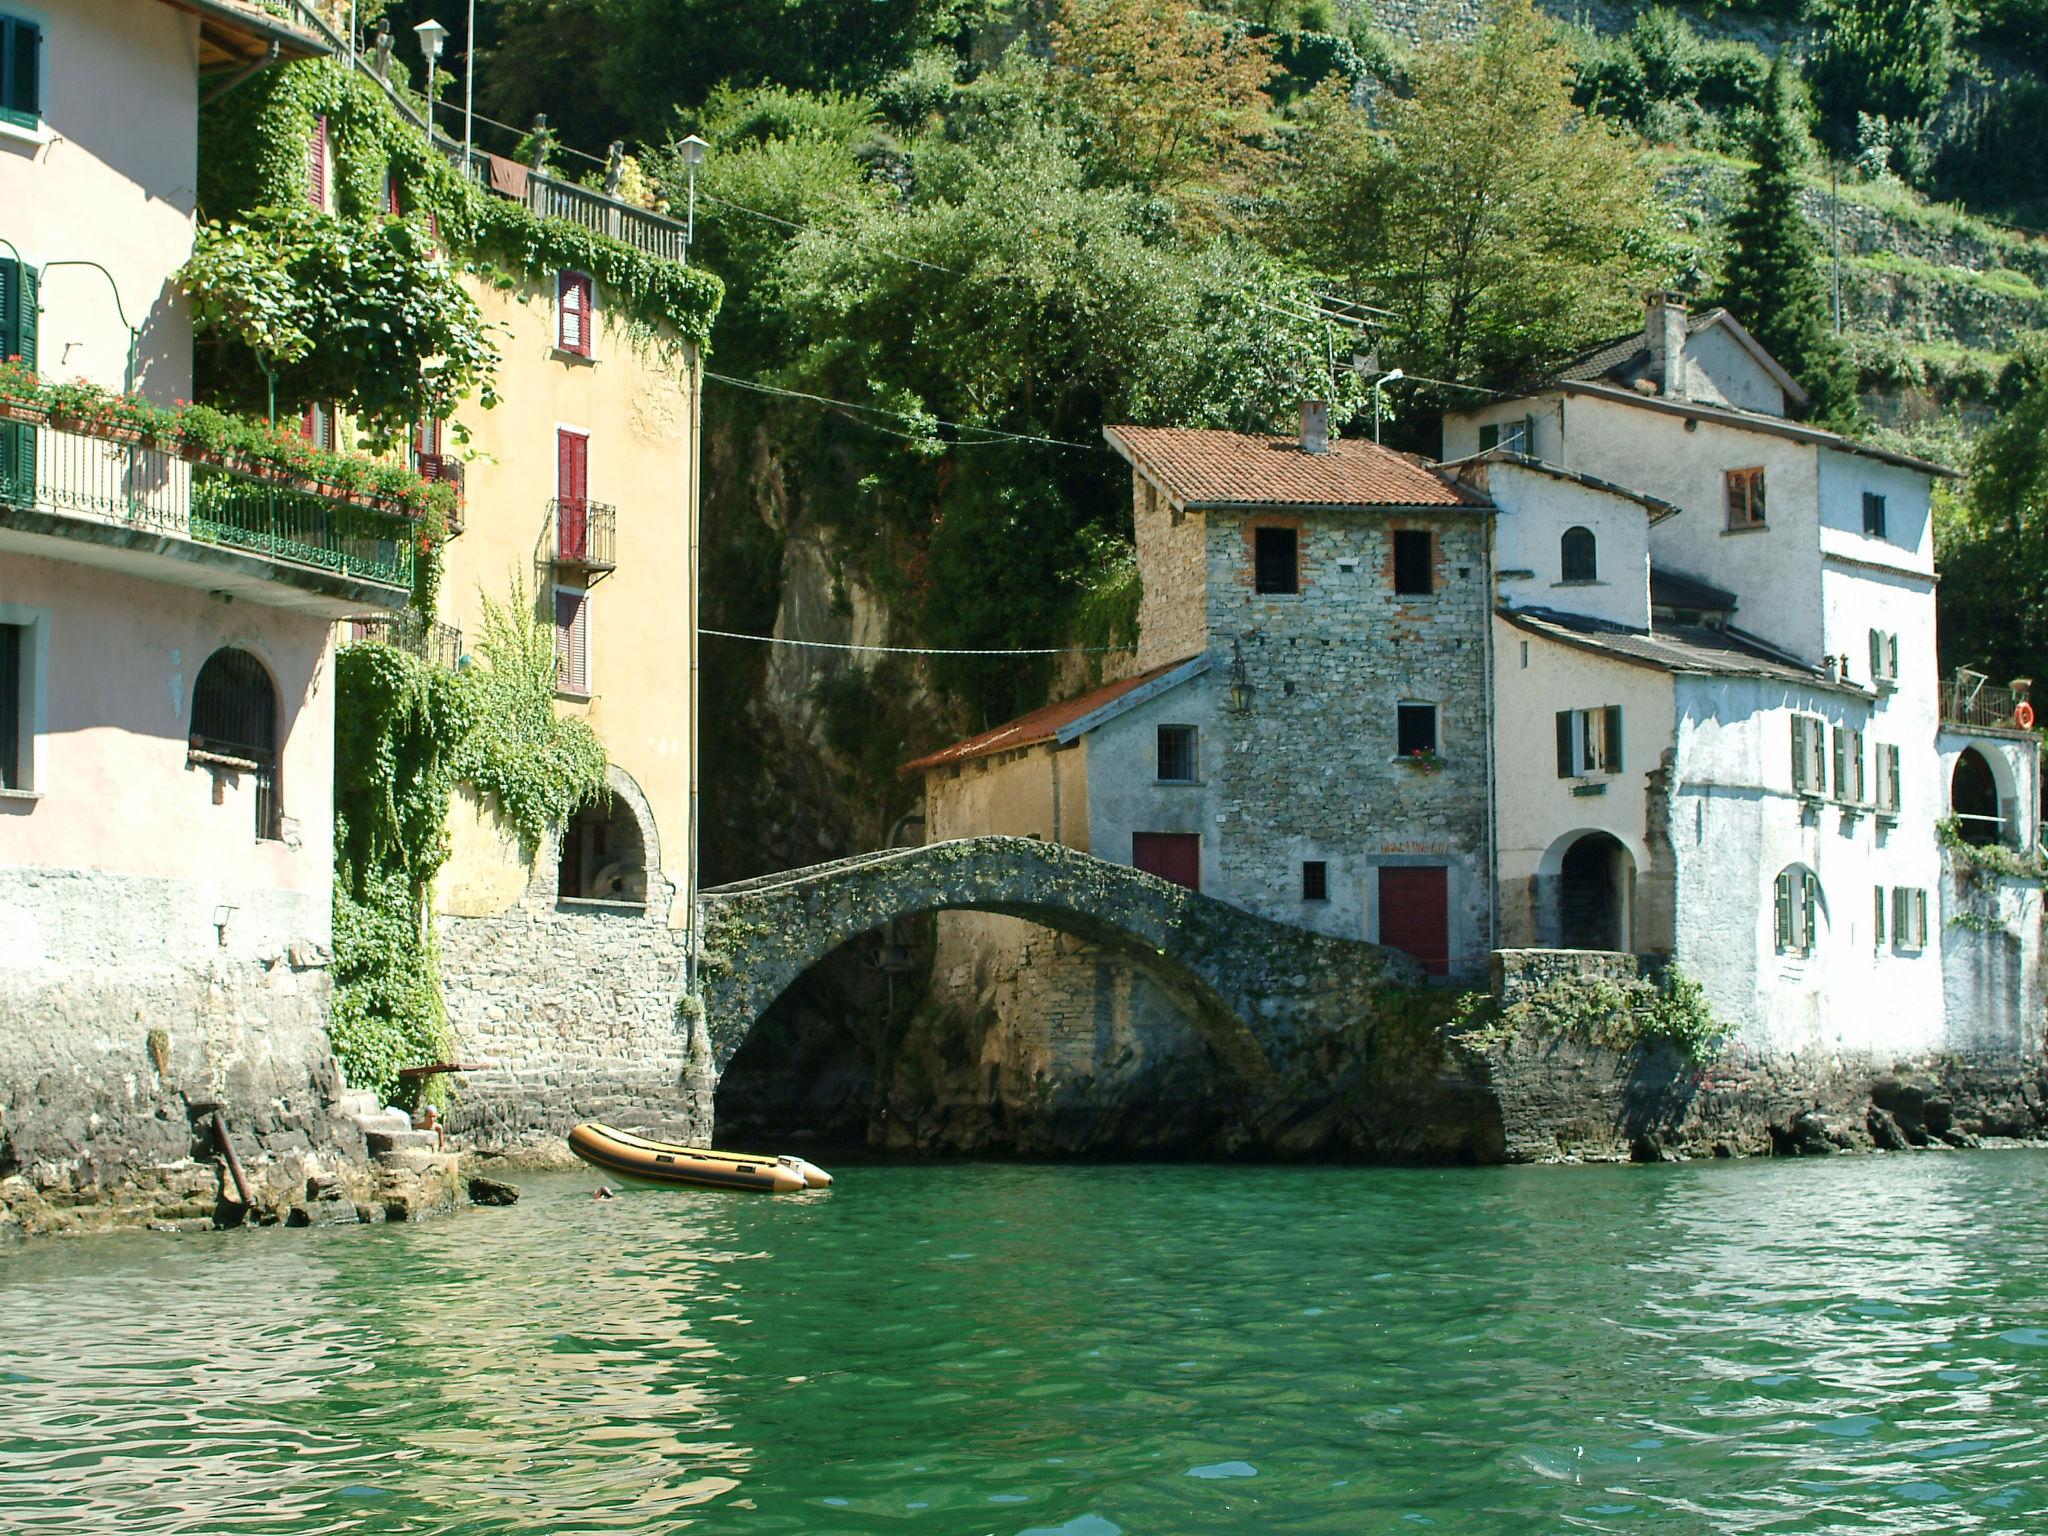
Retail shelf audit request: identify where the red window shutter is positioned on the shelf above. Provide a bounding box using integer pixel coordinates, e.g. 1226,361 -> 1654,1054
307,116 -> 328,210
557,428 -> 587,502
558,272 -> 590,355
385,172 -> 402,216
555,588 -> 588,693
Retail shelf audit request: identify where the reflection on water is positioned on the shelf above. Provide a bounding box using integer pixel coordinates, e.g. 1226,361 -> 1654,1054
3,1155 -> 2048,1533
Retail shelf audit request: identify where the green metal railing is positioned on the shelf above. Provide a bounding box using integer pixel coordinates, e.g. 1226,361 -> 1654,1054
1,419 -> 414,591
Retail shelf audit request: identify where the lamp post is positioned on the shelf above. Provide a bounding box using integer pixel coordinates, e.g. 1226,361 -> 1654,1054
413,18 -> 447,136
679,134 -> 708,263
1372,367 -> 1404,444
463,0 -> 476,173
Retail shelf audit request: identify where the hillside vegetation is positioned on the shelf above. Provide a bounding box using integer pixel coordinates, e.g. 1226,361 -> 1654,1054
351,0 -> 2048,870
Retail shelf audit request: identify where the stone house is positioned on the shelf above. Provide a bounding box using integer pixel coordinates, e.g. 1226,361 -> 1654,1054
0,0 -> 413,1215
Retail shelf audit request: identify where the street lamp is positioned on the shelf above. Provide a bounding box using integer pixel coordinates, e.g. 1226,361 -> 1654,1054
1372,367 -> 1404,444
679,134 -> 708,263
414,18 -> 447,132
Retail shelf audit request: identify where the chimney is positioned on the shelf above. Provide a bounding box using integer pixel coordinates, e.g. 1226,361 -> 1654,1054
1645,292 -> 1688,399
1299,400 -> 1329,454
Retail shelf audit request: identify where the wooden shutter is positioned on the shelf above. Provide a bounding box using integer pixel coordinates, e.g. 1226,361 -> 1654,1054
555,588 -> 588,693
1832,727 -> 1847,801
0,258 -> 35,496
1556,711 -> 1574,778
1852,731 -> 1866,803
557,428 -> 588,503
1,18 -> 41,124
0,622 -> 19,790
1522,414 -> 1538,455
1602,705 -> 1622,773
1790,716 -> 1808,791
1800,872 -> 1818,953
385,171 -> 402,216
1892,886 -> 1908,948
307,115 -> 328,211
1884,743 -> 1901,812
1873,887 -> 1885,951
1913,889 -> 1928,948
1887,633 -> 1900,681
1479,423 -> 1499,453
1774,870 -> 1793,949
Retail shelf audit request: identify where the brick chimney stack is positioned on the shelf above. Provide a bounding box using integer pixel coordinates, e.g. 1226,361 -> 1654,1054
1299,400 -> 1329,454
1645,292 -> 1689,399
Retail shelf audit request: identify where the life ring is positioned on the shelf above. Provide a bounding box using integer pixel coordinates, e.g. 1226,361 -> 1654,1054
2016,701 -> 2036,729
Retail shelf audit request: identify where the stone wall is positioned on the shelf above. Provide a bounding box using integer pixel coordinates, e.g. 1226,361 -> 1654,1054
436,893 -> 711,1154
0,867 -> 360,1235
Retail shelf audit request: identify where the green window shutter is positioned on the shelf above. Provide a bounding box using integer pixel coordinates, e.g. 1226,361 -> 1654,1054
1887,744 -> 1901,811
1791,716 -> 1808,791
1602,705 -> 1622,773
1888,633 -> 1900,680
1774,870 -> 1792,949
1556,711 -> 1573,777
1891,887 -> 1906,947
1,18 -> 41,126
1801,872 -> 1818,953
1480,423 -> 1499,453
1853,733 -> 1866,802
1914,889 -> 1928,948
0,257 -> 33,501
1873,886 -> 1885,951
1832,727 -> 1846,800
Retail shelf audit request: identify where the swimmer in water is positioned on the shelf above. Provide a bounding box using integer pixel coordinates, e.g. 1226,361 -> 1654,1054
594,1185 -> 615,1200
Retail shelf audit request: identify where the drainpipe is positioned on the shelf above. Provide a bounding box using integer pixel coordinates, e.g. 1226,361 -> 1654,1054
685,351 -> 704,993
1481,508 -> 1500,965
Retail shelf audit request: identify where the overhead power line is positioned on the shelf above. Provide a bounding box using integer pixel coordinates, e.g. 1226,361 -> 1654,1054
701,370 -> 1106,452
700,628 -> 1131,656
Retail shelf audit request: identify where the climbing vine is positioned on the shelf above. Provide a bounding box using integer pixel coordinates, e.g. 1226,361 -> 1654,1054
1452,966 -> 1729,1067
330,585 -> 609,1105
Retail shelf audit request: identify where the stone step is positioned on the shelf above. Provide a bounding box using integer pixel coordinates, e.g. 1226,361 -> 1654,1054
366,1129 -> 440,1155
336,1089 -> 382,1119
353,1110 -> 415,1137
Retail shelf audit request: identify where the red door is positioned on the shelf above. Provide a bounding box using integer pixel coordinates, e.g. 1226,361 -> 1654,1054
1132,832 -> 1200,892
557,429 -> 589,559
1379,866 -> 1449,976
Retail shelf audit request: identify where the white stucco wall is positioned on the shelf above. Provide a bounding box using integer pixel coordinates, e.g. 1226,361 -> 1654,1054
1443,392 -> 1565,463
1681,323 -> 1786,416
1817,447 -> 1935,580
0,0 -> 199,403
1484,463 -> 1653,630
1492,621 -> 1673,949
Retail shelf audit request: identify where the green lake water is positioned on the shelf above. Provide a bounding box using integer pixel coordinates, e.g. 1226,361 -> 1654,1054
4,1155 -> 2048,1534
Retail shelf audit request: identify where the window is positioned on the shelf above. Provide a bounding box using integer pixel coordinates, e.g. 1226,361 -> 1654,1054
1555,706 -> 1622,777
1302,860 -> 1329,901
0,254 -> 36,497
0,621 -> 20,789
1868,628 -> 1899,686
1873,887 -> 1886,952
1790,713 -> 1829,795
1875,742 -> 1902,815
301,401 -> 336,452
1725,467 -> 1767,529
415,414 -> 442,473
1156,724 -> 1198,783
1254,526 -> 1297,594
190,648 -> 280,840
557,427 -> 590,558
1832,724 -> 1866,805
1393,529 -> 1433,595
306,114 -> 329,211
1478,416 -> 1534,454
383,169 -> 403,217
0,15 -> 41,128
557,270 -> 594,357
1773,865 -> 1821,955
1891,886 -> 1928,950
1397,702 -> 1438,758
1559,526 -> 1597,583
555,586 -> 590,695
1863,491 -> 1888,539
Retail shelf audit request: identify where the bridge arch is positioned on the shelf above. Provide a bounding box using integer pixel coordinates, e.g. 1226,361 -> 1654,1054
696,837 -> 1422,1084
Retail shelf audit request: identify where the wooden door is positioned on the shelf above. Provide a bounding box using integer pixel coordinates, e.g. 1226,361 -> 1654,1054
1132,832 -> 1200,892
1378,866 -> 1449,976
557,429 -> 589,558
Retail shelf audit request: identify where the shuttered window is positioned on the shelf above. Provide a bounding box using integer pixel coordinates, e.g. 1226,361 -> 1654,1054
1555,706 -> 1622,776
1873,887 -> 1886,952
1875,742 -> 1902,815
0,15 -> 40,128
1863,491 -> 1887,538
1891,886 -> 1928,950
307,114 -> 328,210
1725,467 -> 1767,529
300,401 -> 336,451
1790,713 -> 1828,795
1774,866 -> 1821,955
0,255 -> 36,499
555,587 -> 590,694
0,622 -> 20,791
1868,628 -> 1899,685
1832,724 -> 1866,804
557,271 -> 594,356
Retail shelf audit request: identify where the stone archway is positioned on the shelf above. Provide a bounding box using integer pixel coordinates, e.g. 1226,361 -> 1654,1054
1951,747 -> 2005,847
554,764 -> 673,919
1534,829 -> 1638,951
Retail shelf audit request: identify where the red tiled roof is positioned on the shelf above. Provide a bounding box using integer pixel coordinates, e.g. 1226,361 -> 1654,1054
1105,425 -> 1470,509
900,656 -> 1197,775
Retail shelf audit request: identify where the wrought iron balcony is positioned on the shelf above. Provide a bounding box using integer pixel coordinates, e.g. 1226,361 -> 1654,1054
551,497 -> 617,575
0,417 -> 416,602
1940,677 -> 2035,732
347,612 -> 464,669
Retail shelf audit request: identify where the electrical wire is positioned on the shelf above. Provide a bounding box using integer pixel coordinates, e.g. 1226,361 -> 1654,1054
700,629 -> 1131,656
700,370 -> 1106,452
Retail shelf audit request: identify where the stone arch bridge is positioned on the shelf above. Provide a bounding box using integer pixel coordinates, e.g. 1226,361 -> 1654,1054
697,838 -> 1456,1130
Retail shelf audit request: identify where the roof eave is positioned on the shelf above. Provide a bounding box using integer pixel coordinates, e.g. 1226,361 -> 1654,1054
159,0 -> 330,62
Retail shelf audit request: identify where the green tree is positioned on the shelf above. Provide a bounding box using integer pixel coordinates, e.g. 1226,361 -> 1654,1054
1277,0 -> 1678,388
1937,346 -> 2048,687
1807,0 -> 1952,147
1715,53 -> 1860,425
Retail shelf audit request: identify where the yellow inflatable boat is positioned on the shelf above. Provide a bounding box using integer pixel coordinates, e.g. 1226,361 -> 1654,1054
567,1123 -> 832,1194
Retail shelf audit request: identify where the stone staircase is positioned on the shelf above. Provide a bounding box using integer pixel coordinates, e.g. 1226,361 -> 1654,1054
338,1088 -> 463,1222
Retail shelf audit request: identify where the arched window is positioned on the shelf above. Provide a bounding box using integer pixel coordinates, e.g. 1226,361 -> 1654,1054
1950,747 -> 2003,846
1560,526 -> 1597,583
1772,864 -> 1822,955
190,648 -> 279,840
558,794 -> 647,905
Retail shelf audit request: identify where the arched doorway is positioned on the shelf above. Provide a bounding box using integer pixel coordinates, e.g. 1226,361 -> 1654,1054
558,795 -> 647,903
1951,748 -> 2003,846
1559,831 -> 1632,950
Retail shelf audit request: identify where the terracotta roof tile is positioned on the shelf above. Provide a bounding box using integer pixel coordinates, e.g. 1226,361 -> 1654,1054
1105,425 -> 1470,509
900,656 -> 1197,775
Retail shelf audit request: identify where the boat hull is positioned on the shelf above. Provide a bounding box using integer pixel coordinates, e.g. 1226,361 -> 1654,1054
568,1123 -> 807,1194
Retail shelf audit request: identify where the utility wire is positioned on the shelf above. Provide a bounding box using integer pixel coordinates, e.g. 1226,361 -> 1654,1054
701,370 -> 1106,452
700,628 -> 1131,656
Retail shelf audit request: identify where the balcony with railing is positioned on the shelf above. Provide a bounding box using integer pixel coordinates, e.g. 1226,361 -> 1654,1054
348,612 -> 464,669
0,416 -> 417,614
1939,676 -> 2036,734
551,497 -> 617,577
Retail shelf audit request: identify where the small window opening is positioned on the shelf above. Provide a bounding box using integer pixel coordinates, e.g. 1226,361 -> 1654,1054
1156,724 -> 1198,783
0,621 -> 21,790
1725,467 -> 1767,529
1393,529 -> 1433,595
1397,702 -> 1438,757
190,647 -> 280,840
1254,526 -> 1298,594
1862,491 -> 1887,539
1560,526 -> 1597,583
1302,860 -> 1329,901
